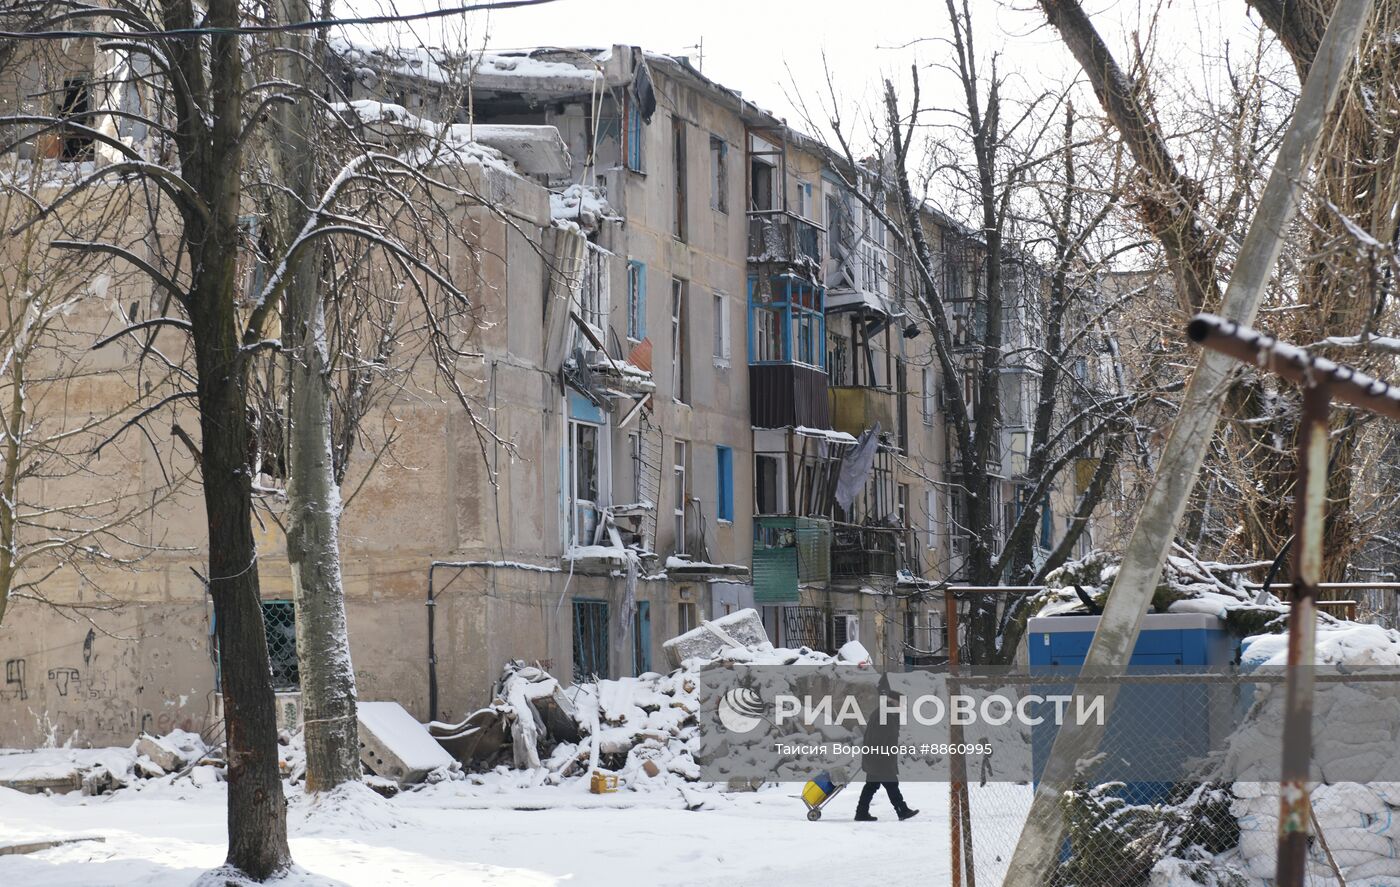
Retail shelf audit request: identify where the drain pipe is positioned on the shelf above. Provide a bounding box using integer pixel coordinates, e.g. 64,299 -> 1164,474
427,561 -> 475,722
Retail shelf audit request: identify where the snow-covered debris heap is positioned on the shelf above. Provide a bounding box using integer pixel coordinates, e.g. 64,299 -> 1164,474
1029,550 -> 1288,636
0,729 -> 216,796
1221,624 -> 1400,883
431,608 -> 869,792
550,183 -> 616,233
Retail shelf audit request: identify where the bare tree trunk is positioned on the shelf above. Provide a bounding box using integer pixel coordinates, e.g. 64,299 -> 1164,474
271,0 -> 361,791
172,0 -> 292,875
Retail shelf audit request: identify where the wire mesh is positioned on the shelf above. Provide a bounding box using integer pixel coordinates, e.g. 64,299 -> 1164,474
958,670 -> 1400,886
262,600 -> 299,691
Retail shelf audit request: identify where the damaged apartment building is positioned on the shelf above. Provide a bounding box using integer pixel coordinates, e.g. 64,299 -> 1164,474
0,36 -> 1100,747
333,43 -> 976,678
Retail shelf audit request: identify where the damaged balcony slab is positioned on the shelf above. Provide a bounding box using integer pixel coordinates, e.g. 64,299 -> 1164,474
663,555 -> 750,580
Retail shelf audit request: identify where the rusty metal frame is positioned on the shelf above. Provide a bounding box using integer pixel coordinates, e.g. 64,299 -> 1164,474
1191,314 -> 1400,886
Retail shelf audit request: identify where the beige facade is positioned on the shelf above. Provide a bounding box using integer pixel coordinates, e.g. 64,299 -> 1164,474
0,40 -> 1112,747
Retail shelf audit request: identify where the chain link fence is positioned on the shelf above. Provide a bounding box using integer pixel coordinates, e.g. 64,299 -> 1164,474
955,668 -> 1400,886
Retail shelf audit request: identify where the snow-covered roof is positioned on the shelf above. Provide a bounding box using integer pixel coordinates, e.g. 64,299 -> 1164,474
333,100 -> 570,177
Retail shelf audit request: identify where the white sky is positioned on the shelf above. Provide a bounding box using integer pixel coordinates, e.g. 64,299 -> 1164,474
349,0 -> 1270,140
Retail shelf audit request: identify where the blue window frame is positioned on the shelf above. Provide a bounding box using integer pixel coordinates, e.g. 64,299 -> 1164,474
627,260 -> 646,340
626,101 -> 644,172
746,274 -> 826,369
716,446 -> 734,522
1039,496 -> 1053,549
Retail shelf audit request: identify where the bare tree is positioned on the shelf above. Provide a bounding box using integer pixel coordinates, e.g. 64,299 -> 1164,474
0,144 -> 188,629
819,1 -> 1159,661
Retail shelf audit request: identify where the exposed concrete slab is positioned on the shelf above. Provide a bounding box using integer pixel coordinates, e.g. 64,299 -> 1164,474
662,608 -> 770,669
358,700 -> 454,783
470,125 -> 572,176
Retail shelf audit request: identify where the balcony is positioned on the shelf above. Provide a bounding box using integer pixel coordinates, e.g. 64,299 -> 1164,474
752,516 -> 831,604
748,210 -> 822,273
828,386 -> 897,439
831,524 -> 905,581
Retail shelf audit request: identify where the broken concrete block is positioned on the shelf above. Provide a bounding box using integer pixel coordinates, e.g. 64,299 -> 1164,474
136,734 -> 187,772
133,756 -> 166,780
357,701 -> 454,783
662,608 -> 770,668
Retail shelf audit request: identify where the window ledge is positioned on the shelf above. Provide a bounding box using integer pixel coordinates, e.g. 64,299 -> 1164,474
717,519 -> 733,527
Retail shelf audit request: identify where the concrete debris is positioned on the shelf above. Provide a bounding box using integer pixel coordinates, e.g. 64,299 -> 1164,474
438,608 -> 865,794
662,608 -> 770,669
357,700 -> 455,784
0,729 -> 211,797
136,733 -> 189,772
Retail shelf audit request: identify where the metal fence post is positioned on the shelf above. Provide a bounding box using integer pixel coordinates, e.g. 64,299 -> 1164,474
1276,381 -> 1330,885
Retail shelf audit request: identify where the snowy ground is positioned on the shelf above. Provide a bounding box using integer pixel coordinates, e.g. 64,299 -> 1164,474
0,772 -> 1031,886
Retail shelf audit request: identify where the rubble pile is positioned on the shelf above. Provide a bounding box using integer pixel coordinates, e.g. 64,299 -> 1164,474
430,608 -> 871,793
0,729 -> 221,797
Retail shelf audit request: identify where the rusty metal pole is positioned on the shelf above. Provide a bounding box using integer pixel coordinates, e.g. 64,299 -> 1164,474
1276,382 -> 1330,886
947,590 -> 964,887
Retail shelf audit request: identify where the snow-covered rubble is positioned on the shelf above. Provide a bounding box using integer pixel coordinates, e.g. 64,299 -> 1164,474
428,609 -> 872,799
0,729 -> 218,797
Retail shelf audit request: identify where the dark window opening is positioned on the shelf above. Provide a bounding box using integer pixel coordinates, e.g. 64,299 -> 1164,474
59,78 -> 94,161
750,159 -> 773,211
755,455 -> 781,514
672,117 -> 688,241
573,599 -> 609,682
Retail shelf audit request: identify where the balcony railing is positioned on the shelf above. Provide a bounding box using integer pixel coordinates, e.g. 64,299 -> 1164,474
752,516 -> 831,604
830,524 -> 906,580
747,210 -> 823,269
828,386 -> 897,439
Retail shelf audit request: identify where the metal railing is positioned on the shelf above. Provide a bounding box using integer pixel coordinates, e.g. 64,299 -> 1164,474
747,209 -> 823,267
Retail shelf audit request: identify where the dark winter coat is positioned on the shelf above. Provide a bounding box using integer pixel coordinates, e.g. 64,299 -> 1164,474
861,696 -> 902,782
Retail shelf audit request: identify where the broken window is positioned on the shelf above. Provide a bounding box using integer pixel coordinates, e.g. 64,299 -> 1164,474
59,77 -> 94,161
673,441 -> 688,554
671,278 -> 689,403
709,135 -> 727,213
750,155 -> 774,211
572,242 -> 611,353
568,420 -> 600,547
716,445 -> 734,523
572,599 -> 609,682
672,117 -> 687,241
632,601 -> 652,674
712,291 -> 730,364
926,488 -> 937,549
922,367 -> 935,424
626,260 -> 646,340
629,432 -> 642,503
795,180 -> 812,218
677,601 -> 697,635
755,454 -> 781,515
262,600 -> 299,691
626,100 -> 644,172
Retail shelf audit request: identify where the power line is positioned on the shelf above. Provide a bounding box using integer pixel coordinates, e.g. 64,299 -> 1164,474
0,0 -> 557,41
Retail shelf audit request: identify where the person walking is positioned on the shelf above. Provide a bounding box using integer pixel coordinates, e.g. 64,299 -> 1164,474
855,673 -> 919,822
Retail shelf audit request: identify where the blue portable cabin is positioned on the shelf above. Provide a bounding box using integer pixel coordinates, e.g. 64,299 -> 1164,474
1026,613 -> 1239,806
